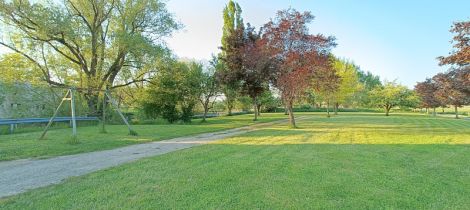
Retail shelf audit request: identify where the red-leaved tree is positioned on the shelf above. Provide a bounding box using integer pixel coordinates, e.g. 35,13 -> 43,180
261,9 -> 336,127
438,20 -> 469,66
433,68 -> 470,119
415,78 -> 443,116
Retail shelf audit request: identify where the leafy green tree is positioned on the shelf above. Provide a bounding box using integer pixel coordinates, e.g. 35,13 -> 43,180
221,0 -> 244,56
198,57 -> 220,122
369,81 -> 416,116
257,89 -> 280,114
331,58 -> 364,114
142,61 -> 201,123
0,0 -> 179,114
311,57 -> 341,117
236,96 -> 253,112
356,69 -> 382,107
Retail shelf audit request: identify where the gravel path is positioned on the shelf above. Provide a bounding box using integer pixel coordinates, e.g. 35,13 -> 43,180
0,117 -> 297,198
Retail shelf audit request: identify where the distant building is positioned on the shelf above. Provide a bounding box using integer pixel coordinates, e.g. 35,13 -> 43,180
0,83 -> 57,118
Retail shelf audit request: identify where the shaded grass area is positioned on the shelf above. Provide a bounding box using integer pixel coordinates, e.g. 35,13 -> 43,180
1,113 -> 470,209
0,113 -> 286,161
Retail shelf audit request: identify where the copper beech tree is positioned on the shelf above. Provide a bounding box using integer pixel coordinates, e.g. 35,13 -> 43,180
415,78 -> 443,116
433,19 -> 469,118
261,9 -> 336,127
218,24 -> 271,121
438,20 -> 469,66
433,68 -> 470,119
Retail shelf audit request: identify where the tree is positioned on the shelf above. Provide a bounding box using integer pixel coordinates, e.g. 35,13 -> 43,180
257,88 -> 280,114
221,24 -> 272,121
356,69 -> 382,107
311,57 -> 341,117
433,68 -> 470,119
262,9 -> 336,127
415,78 -> 443,116
331,58 -> 364,114
0,53 -> 44,84
142,61 -> 201,123
438,20 -> 469,66
0,0 -> 179,114
217,0 -> 244,116
369,81 -> 416,116
199,57 -> 220,122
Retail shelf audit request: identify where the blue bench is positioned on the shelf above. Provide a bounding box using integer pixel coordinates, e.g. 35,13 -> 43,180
0,117 -> 99,134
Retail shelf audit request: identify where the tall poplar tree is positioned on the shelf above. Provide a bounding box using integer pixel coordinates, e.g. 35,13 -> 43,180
217,0 -> 244,115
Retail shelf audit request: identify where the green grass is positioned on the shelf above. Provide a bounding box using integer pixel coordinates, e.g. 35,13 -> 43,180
0,113 -> 286,161
1,112 -> 469,209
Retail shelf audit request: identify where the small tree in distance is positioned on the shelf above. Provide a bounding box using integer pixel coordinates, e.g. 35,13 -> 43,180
369,81 -> 416,116
198,57 -> 220,122
415,78 -> 443,116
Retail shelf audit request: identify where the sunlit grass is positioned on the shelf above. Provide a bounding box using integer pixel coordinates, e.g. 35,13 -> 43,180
215,113 -> 470,145
1,113 -> 469,209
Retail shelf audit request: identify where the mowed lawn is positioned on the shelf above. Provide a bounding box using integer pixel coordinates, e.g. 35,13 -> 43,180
0,113 -> 286,161
1,113 -> 470,209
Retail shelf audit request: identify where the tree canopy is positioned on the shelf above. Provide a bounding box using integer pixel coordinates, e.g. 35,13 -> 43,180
0,0 -> 180,113
369,81 -> 418,116
261,9 -> 336,126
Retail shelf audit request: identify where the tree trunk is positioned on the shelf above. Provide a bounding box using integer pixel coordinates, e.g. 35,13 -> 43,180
455,105 -> 459,119
253,97 -> 258,121
202,107 -> 209,122
85,92 -> 100,116
284,105 -> 288,115
334,102 -> 339,115
385,106 -> 391,116
326,99 -> 330,118
433,107 -> 436,117
257,104 -> 262,116
227,101 -> 233,116
286,100 -> 296,128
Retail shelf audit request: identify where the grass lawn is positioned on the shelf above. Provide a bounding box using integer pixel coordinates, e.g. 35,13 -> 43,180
0,113 -> 287,161
1,113 -> 469,209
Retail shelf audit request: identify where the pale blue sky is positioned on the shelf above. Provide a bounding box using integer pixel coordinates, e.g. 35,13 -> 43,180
164,0 -> 470,87
1,0 -> 468,87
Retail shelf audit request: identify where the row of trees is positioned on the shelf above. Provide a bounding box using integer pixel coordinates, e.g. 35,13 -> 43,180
415,20 -> 469,118
217,1 -> 336,127
1,0 -> 466,126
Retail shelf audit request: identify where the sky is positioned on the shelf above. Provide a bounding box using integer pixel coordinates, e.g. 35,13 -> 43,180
1,0 -> 469,87
162,0 -> 470,87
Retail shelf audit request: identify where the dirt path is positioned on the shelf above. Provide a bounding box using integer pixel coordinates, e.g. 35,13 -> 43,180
0,117 -> 301,198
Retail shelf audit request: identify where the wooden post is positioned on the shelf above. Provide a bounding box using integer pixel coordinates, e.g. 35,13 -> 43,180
9,124 -> 14,134
70,88 -> 77,138
39,89 -> 70,140
105,91 -> 137,136
101,91 -> 107,133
